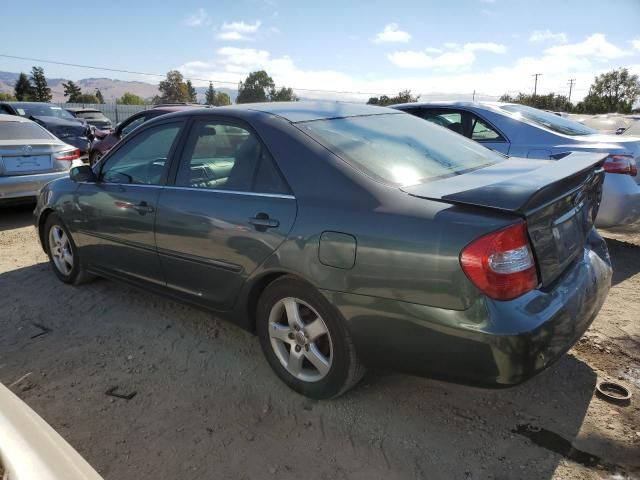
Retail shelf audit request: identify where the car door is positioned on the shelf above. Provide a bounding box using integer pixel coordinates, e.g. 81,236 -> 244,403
154,118 -> 297,310
74,120 -> 185,286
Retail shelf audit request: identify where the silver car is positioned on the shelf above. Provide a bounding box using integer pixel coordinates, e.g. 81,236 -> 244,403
393,102 -> 640,228
0,114 -> 81,203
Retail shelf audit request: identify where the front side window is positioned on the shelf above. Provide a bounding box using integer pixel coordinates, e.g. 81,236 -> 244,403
175,120 -> 289,194
418,110 -> 464,135
297,113 -> 504,187
500,104 -> 597,136
120,115 -> 147,137
100,123 -> 181,185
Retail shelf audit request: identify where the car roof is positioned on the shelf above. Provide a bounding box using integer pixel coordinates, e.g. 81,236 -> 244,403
150,105 -> 202,113
0,101 -> 58,107
158,101 -> 399,123
391,100 -> 509,110
66,108 -> 102,113
0,113 -> 33,123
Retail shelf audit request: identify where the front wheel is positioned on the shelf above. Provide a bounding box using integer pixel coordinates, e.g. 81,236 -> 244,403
257,276 -> 365,399
44,213 -> 93,285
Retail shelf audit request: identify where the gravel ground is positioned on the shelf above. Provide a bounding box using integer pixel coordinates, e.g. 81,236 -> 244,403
1,203 -> 639,480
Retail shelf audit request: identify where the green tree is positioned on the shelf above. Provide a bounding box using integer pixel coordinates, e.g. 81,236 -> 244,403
214,91 -> 231,106
0,92 -> 15,101
95,89 -> 105,104
499,92 -> 570,111
367,90 -> 419,106
575,68 -> 640,114
117,92 -> 145,105
186,80 -> 197,103
205,82 -> 216,105
154,70 -> 190,104
75,93 -> 100,103
14,73 -> 34,101
236,70 -> 275,104
62,80 -> 82,102
269,86 -> 298,102
30,66 -> 52,102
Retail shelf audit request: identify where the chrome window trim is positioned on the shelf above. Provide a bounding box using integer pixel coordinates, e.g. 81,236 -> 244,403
162,185 -> 295,200
77,182 -> 295,199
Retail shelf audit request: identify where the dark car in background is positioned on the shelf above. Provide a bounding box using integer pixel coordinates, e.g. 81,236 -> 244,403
88,105 -> 200,165
0,102 -> 91,159
66,108 -> 113,131
35,102 -> 612,399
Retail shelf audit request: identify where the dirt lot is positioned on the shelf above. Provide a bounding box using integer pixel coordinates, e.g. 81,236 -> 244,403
1,203 -> 639,480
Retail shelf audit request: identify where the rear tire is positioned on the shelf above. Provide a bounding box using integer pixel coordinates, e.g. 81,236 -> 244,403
256,276 -> 365,399
44,213 -> 94,285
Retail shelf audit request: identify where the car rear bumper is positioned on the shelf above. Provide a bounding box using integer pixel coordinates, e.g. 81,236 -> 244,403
597,173 -> 640,228
321,229 -> 612,387
59,136 -> 91,154
0,171 -> 68,201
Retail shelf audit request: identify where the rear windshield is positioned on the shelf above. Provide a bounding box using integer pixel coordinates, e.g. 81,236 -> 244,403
297,113 -> 503,186
500,104 -> 597,136
75,111 -> 108,120
0,121 -> 53,140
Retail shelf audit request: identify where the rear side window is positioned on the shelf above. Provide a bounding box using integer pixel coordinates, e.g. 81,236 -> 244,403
175,120 -> 289,194
297,113 -> 504,186
0,121 -> 53,140
470,115 -> 504,141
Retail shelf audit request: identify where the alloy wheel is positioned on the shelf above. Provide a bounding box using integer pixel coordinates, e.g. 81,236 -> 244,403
49,225 -> 74,276
268,297 -> 333,382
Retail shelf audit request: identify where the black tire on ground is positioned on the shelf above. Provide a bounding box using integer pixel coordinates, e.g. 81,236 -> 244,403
43,213 -> 94,285
256,276 -> 365,399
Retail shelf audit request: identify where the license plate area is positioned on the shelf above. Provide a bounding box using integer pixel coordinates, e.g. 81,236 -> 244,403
2,155 -> 51,173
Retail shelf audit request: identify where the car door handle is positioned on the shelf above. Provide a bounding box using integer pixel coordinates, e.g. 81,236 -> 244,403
114,200 -> 155,214
249,213 -> 279,230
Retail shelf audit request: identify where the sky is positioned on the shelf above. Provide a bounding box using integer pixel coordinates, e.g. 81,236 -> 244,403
2,0 -> 640,102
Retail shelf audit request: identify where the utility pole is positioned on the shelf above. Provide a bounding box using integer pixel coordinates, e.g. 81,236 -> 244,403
567,78 -> 576,105
532,73 -> 542,97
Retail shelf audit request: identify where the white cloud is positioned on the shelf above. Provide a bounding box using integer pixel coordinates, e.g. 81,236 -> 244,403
387,42 -> 506,70
632,38 -> 640,51
529,30 -> 568,44
184,8 -> 210,27
372,23 -> 411,43
544,33 -> 630,60
216,20 -> 262,41
177,36 -> 639,103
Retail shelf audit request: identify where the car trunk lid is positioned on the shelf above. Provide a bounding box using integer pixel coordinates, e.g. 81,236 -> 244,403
0,140 -> 59,176
402,152 -> 607,286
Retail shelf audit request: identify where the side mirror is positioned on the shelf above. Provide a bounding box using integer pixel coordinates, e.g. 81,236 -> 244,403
70,165 -> 97,183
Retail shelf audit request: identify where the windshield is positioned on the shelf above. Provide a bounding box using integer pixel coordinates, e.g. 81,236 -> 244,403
75,111 -> 108,120
297,113 -> 504,186
0,121 -> 54,140
500,104 -> 598,136
15,104 -> 76,120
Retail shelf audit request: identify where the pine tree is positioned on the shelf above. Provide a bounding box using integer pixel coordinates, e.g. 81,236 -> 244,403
186,80 -> 197,103
30,67 -> 52,102
62,80 -> 82,102
95,89 -> 105,104
205,82 -> 215,105
14,73 -> 34,101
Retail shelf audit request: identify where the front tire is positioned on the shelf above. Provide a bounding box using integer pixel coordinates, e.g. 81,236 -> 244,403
44,213 -> 93,285
257,276 -> 365,399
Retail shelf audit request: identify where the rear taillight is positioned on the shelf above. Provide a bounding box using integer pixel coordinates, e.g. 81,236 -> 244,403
460,222 -> 538,301
603,155 -> 637,176
55,148 -> 81,161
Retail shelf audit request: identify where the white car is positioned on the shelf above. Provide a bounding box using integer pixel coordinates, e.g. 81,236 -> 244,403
0,383 -> 103,480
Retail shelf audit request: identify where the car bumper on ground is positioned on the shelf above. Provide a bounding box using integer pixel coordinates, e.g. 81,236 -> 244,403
597,173 -> 640,228
321,230 -> 612,387
0,171 -> 68,202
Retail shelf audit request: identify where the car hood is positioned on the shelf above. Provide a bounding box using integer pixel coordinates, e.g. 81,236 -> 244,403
31,116 -> 84,128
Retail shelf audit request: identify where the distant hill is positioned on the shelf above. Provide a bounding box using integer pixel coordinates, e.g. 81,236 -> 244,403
0,71 -> 237,103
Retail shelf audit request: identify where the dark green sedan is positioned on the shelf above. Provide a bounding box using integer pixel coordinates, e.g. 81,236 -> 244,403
34,102 -> 612,399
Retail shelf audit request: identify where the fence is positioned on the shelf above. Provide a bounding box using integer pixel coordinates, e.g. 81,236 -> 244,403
55,102 -> 152,124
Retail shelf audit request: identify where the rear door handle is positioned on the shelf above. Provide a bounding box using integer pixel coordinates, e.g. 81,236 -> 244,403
249,213 -> 279,230
115,200 -> 155,214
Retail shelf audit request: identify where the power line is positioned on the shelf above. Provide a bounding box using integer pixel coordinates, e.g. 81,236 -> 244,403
0,53 -> 392,97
